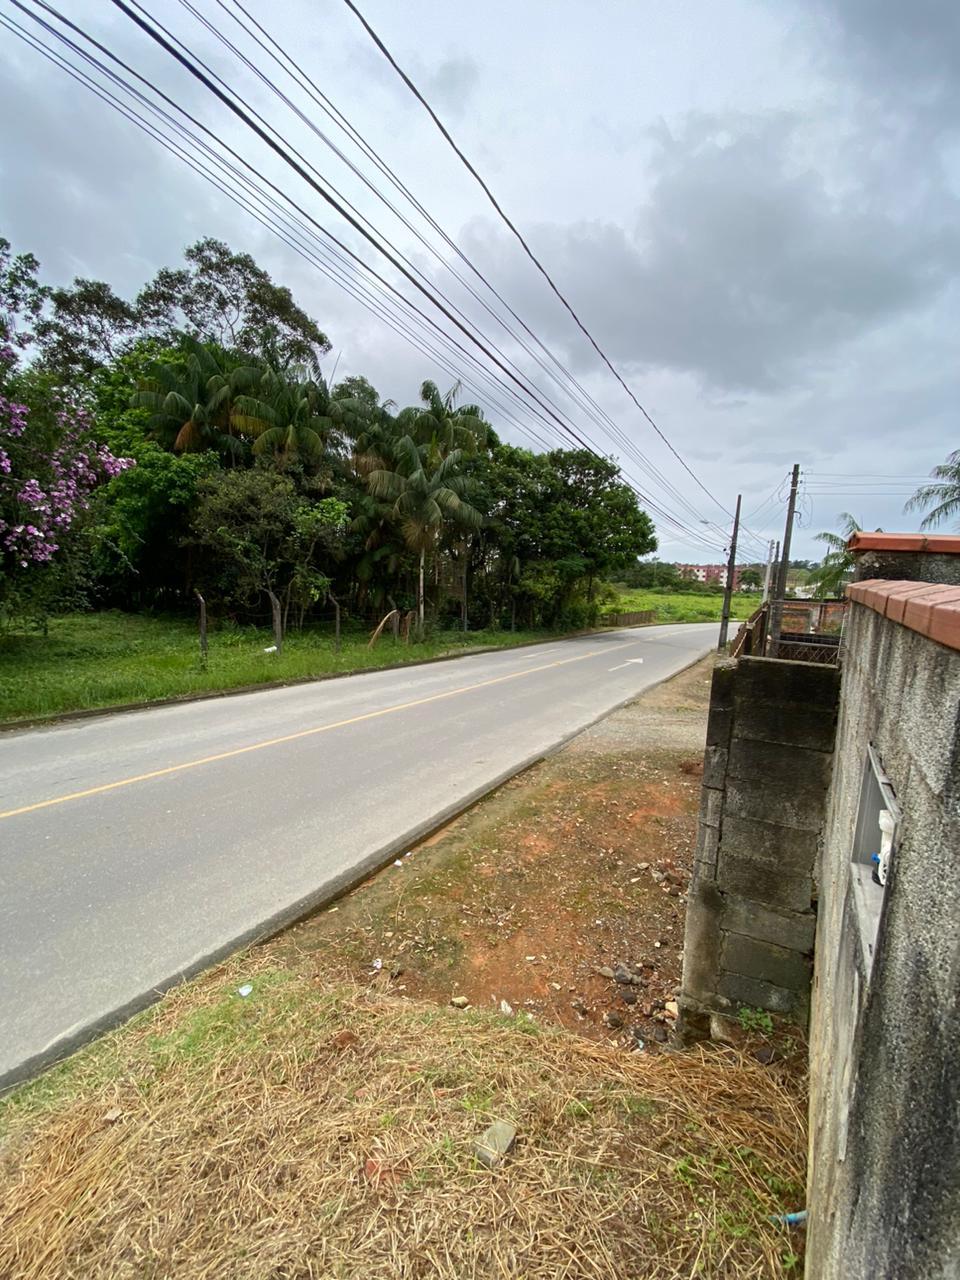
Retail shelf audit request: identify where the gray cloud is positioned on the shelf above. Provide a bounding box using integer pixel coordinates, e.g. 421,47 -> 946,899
460,112 -> 959,392
423,56 -> 479,118
806,0 -> 960,130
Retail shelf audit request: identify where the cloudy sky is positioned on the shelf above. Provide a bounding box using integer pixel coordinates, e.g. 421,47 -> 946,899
1,0 -> 957,561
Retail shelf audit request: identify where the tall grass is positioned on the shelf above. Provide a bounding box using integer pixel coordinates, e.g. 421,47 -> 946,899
604,589 -> 762,623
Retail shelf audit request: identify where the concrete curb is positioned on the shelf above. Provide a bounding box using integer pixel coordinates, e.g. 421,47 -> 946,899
0,623 -> 659,735
0,636 -> 714,1092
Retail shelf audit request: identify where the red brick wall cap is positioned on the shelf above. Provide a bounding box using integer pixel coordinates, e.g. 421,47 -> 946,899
846,578 -> 960,651
847,532 -> 960,554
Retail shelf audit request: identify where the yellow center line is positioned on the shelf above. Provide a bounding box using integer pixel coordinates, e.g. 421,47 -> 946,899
0,637 -> 650,822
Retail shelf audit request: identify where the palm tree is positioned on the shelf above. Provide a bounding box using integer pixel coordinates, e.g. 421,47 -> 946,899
236,370 -> 335,468
133,337 -> 265,460
346,397 -> 399,479
397,380 -> 487,464
906,449 -> 960,529
366,435 -> 482,627
808,512 -> 863,598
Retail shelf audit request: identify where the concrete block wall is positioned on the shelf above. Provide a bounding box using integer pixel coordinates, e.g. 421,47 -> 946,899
805,595 -> 960,1280
679,655 -> 840,1036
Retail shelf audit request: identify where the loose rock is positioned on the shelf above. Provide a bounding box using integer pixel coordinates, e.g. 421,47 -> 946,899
709,1014 -> 750,1047
475,1120 -> 517,1169
613,963 -> 641,986
450,995 -> 469,1009
604,1011 -> 624,1030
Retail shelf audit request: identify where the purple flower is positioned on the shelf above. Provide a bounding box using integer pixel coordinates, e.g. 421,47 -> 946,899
1,396 -> 135,573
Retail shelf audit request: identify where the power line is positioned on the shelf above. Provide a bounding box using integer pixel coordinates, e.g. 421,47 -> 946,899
806,472 -> 933,480
180,0 -> 733,544
23,0 -> 608,461
6,2 -> 727,554
8,0 -> 731,554
2,5 -> 568,458
744,472 -> 790,523
3,8 -> 585,466
339,0 -> 738,522
100,0 -> 732,553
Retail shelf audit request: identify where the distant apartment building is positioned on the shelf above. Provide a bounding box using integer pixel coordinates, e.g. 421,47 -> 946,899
675,563 -> 742,588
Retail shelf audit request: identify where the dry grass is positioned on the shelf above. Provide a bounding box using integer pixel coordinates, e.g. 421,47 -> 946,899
1,955 -> 806,1280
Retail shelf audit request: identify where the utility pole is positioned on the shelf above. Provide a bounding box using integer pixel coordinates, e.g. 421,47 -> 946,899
761,539 -> 775,603
717,493 -> 742,652
769,464 -> 800,656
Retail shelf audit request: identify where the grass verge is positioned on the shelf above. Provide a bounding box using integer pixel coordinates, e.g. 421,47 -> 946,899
0,612 -> 560,722
0,955 -> 806,1280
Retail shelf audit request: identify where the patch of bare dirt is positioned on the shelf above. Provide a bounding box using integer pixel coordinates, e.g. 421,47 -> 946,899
273,657 -> 715,1052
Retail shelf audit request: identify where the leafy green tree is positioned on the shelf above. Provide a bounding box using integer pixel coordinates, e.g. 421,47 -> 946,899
0,237 -> 50,363
906,449 -> 960,529
332,374 -> 381,413
35,279 -> 138,379
136,238 -> 330,369
367,436 -> 482,627
89,446 -> 218,606
541,451 -> 656,598
333,375 -> 394,454
739,567 -> 762,590
188,469 -> 347,642
468,444 -> 554,627
619,558 -> 681,589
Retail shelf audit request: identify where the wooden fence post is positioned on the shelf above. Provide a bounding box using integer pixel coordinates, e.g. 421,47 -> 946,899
195,591 -> 208,668
266,589 -> 283,655
328,592 -> 341,653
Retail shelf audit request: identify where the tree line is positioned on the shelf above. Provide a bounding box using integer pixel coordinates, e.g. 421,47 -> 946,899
0,236 -> 656,640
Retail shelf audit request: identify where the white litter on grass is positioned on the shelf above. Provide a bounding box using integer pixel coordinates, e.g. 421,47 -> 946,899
237,984 -> 253,997
394,859 -> 404,868
372,958 -> 383,972
499,999 -> 514,1016
262,645 -> 278,653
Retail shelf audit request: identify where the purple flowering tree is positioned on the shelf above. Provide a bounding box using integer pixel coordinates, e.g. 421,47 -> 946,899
0,348 -> 133,619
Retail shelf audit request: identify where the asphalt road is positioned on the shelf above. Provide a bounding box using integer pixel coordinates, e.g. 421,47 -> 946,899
0,623 -> 717,1087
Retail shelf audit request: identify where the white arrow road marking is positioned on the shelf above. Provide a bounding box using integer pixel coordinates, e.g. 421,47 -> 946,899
608,658 -> 645,671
